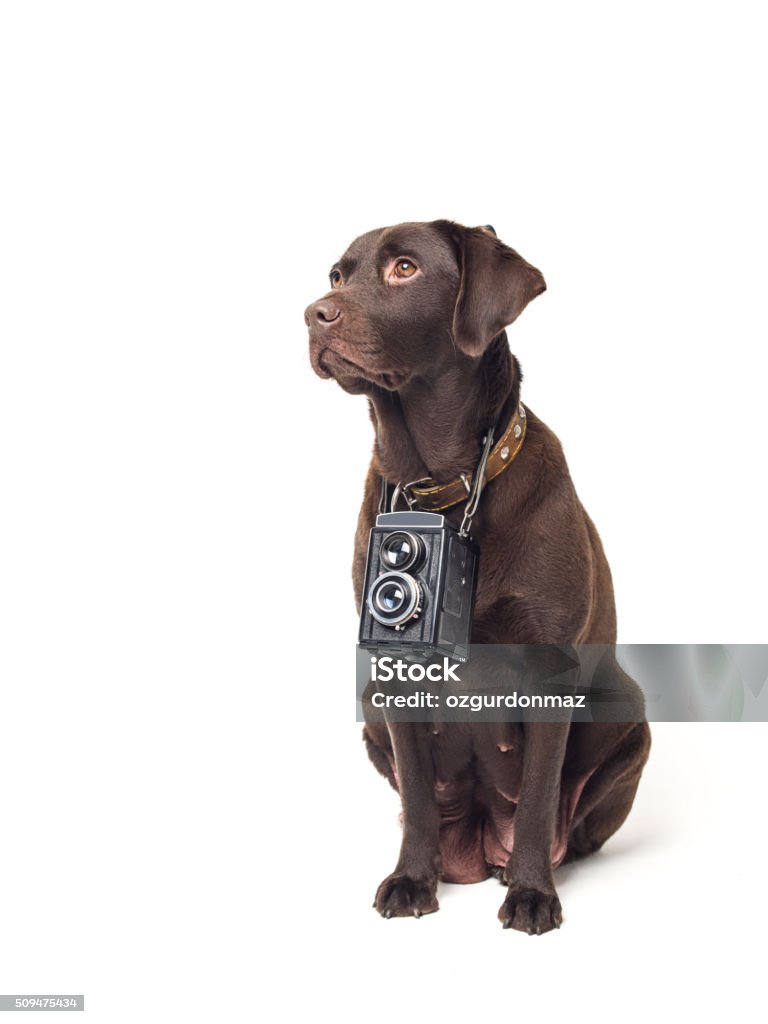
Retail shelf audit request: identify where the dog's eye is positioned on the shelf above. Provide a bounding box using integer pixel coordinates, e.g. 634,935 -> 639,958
329,269 -> 343,288
394,259 -> 418,279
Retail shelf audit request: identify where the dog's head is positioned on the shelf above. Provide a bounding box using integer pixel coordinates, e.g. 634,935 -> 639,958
305,220 -> 545,394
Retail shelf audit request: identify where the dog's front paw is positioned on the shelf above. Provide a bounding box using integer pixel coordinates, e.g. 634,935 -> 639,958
374,873 -> 439,919
498,887 -> 562,934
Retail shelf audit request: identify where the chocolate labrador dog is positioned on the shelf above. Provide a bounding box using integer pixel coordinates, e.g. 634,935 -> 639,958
305,221 -> 650,933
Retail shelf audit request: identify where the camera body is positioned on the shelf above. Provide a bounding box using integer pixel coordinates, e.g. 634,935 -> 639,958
358,511 -> 478,662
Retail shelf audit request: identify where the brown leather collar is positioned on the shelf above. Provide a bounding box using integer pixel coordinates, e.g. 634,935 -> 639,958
394,402 -> 527,512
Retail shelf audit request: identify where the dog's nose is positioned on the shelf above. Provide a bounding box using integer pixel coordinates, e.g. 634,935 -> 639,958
304,299 -> 342,328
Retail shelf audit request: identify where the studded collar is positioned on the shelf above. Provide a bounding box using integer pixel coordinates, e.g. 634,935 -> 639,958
391,402 -> 527,513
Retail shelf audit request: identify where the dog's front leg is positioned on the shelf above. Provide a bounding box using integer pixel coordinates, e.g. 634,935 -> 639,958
374,721 -> 441,918
499,719 -> 570,934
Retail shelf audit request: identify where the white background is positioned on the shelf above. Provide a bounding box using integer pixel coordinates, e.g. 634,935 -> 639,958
1,2 -> 766,1021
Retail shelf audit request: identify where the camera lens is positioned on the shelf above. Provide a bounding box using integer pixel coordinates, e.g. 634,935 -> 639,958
368,571 -> 423,629
380,531 -> 425,572
376,580 -> 406,613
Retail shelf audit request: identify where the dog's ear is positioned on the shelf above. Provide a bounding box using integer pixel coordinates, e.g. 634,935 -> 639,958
452,226 -> 546,356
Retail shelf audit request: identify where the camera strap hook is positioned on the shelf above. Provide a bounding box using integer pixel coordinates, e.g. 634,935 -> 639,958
379,476 -> 428,514
459,426 -> 496,538
391,477 -> 432,512
378,476 -> 389,515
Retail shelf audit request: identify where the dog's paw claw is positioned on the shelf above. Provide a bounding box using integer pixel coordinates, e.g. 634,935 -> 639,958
374,873 -> 439,919
498,887 -> 562,935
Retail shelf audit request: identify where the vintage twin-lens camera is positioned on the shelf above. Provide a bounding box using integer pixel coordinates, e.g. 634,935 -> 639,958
358,511 -> 478,662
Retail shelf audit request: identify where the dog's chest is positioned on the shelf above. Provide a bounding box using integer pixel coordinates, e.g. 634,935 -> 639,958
429,721 -> 525,800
